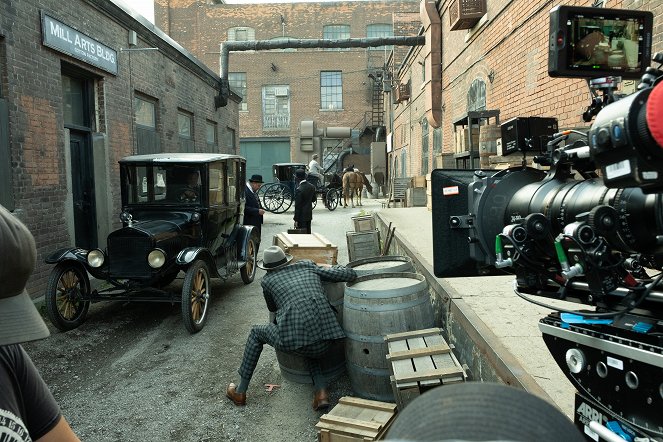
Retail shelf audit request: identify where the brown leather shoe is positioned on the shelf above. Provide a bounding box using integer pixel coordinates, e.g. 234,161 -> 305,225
312,389 -> 330,411
226,383 -> 246,406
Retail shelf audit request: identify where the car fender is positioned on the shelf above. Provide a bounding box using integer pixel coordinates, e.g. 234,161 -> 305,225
236,225 -> 257,261
176,247 -> 219,277
45,247 -> 89,266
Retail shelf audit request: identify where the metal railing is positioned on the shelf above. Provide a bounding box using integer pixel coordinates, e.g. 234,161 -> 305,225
263,114 -> 290,129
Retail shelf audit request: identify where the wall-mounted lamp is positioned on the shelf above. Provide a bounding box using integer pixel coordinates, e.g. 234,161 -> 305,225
488,69 -> 495,84
271,63 -> 278,72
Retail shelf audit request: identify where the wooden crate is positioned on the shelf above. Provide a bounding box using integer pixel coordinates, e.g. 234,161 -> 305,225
352,215 -> 376,233
405,188 -> 426,207
273,232 -> 338,265
385,328 -> 467,410
411,175 -> 426,188
316,396 -> 397,441
346,230 -> 380,262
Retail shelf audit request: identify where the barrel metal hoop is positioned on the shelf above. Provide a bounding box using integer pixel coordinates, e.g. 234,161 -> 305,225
344,331 -> 389,343
343,295 -> 430,312
346,282 -> 428,300
346,360 -> 392,376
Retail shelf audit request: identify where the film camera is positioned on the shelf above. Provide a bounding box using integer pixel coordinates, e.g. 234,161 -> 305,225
432,5 -> 663,441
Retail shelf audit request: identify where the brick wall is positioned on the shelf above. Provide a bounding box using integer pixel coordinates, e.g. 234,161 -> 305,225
391,0 -> 662,174
156,0 -> 421,161
1,0 -> 238,295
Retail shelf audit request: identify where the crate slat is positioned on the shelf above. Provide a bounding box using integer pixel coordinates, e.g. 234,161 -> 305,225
394,367 -> 465,383
384,328 -> 442,342
386,344 -> 450,361
316,396 -> 398,442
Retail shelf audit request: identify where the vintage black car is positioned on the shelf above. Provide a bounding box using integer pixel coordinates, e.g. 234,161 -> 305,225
44,153 -> 258,333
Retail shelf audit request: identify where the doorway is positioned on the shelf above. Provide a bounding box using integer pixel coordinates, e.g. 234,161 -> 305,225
62,68 -> 97,249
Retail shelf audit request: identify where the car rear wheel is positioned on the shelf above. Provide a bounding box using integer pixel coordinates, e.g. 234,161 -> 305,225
45,262 -> 91,331
241,234 -> 258,284
181,260 -> 210,333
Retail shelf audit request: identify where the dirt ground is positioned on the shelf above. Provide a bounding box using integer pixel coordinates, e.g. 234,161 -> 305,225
24,199 -> 384,441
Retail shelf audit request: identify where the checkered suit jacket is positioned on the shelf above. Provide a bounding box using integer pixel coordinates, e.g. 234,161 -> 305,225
261,260 -> 357,351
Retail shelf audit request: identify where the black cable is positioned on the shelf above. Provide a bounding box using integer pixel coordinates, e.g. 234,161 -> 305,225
512,272 -> 663,319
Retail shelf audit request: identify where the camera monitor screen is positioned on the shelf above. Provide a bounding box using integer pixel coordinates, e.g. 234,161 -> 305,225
549,6 -> 653,79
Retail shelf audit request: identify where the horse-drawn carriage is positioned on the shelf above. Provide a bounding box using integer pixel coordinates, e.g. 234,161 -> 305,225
259,162 -> 342,213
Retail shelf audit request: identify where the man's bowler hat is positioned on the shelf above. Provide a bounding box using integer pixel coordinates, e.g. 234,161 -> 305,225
249,174 -> 264,183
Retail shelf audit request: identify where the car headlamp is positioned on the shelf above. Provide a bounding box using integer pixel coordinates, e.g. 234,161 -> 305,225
87,249 -> 106,268
147,249 -> 166,269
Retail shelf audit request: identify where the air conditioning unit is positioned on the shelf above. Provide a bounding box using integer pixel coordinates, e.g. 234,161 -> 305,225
449,0 -> 487,31
274,87 -> 289,97
395,81 -> 410,103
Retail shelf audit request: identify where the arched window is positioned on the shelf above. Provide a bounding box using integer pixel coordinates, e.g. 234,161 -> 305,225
367,23 -> 393,51
467,78 -> 486,112
323,25 -> 350,51
228,27 -> 255,42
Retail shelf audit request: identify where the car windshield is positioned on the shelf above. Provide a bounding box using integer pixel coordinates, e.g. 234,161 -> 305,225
123,164 -> 202,205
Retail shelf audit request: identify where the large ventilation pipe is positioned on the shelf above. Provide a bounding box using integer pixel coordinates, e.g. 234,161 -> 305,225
216,35 -> 426,107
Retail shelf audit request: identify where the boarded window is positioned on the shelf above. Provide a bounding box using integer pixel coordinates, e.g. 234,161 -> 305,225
135,95 -> 160,154
206,120 -> 218,152
262,85 -> 290,129
228,27 -> 255,42
178,110 -> 194,153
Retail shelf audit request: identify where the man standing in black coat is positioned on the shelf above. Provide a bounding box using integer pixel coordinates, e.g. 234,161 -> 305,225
243,174 -> 265,246
293,168 -> 316,234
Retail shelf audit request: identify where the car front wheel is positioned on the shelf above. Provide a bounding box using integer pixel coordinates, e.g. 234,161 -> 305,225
45,262 -> 91,331
181,260 -> 210,333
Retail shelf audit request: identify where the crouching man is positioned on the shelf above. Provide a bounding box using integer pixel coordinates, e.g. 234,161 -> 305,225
226,245 -> 357,411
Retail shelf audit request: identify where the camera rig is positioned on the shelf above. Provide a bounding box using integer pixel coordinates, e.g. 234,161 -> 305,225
432,6 -> 663,441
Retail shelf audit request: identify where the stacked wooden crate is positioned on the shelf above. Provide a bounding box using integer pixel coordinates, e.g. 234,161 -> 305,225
316,397 -> 398,441
385,328 -> 467,410
347,215 -> 380,262
273,232 -> 338,265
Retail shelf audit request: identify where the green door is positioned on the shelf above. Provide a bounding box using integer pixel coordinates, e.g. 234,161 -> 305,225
240,139 -> 290,183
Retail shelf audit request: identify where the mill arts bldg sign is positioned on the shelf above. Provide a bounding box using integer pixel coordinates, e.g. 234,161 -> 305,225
41,13 -> 118,75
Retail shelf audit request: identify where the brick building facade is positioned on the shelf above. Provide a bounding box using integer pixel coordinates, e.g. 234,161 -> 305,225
155,0 -> 420,181
389,0 -> 662,179
0,0 -> 239,295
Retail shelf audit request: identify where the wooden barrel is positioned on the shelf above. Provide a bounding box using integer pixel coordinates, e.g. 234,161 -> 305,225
478,124 -> 500,155
347,255 -> 415,277
272,282 -> 346,384
343,272 -> 435,401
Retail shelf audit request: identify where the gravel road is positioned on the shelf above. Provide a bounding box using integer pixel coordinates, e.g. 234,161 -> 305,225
24,198 -> 386,442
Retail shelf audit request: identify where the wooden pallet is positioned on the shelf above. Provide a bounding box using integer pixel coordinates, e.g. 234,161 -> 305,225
385,328 -> 467,410
316,396 -> 397,441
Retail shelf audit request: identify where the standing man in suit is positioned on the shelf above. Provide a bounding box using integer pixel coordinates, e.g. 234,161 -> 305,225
226,245 -> 357,410
243,174 -> 265,247
293,168 -> 316,234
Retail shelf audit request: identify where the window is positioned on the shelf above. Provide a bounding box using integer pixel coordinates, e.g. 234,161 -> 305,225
367,23 -> 393,51
421,118 -> 429,175
467,78 -> 486,112
323,25 -> 350,51
229,72 -> 247,111
320,71 -> 342,110
208,162 -> 226,206
228,27 -> 255,42
206,120 -> 218,152
262,85 -> 290,129
433,127 -> 442,155
178,110 -> 194,153
227,127 -> 236,154
135,95 -> 160,154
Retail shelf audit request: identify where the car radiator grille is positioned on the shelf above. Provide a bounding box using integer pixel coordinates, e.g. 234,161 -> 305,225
108,237 -> 153,278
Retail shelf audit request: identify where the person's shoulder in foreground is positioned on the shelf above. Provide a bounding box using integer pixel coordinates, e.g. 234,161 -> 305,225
0,204 -> 80,442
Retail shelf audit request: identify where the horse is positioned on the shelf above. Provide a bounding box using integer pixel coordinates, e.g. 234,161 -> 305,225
342,168 -> 372,208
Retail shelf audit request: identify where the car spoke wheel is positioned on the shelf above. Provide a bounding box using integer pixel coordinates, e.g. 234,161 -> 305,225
326,188 -> 339,211
45,263 -> 90,331
240,235 -> 257,284
181,260 -> 210,333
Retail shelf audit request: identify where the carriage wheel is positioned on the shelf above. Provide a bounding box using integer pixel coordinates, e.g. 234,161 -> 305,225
270,183 -> 295,213
261,183 -> 285,213
325,188 -> 339,211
